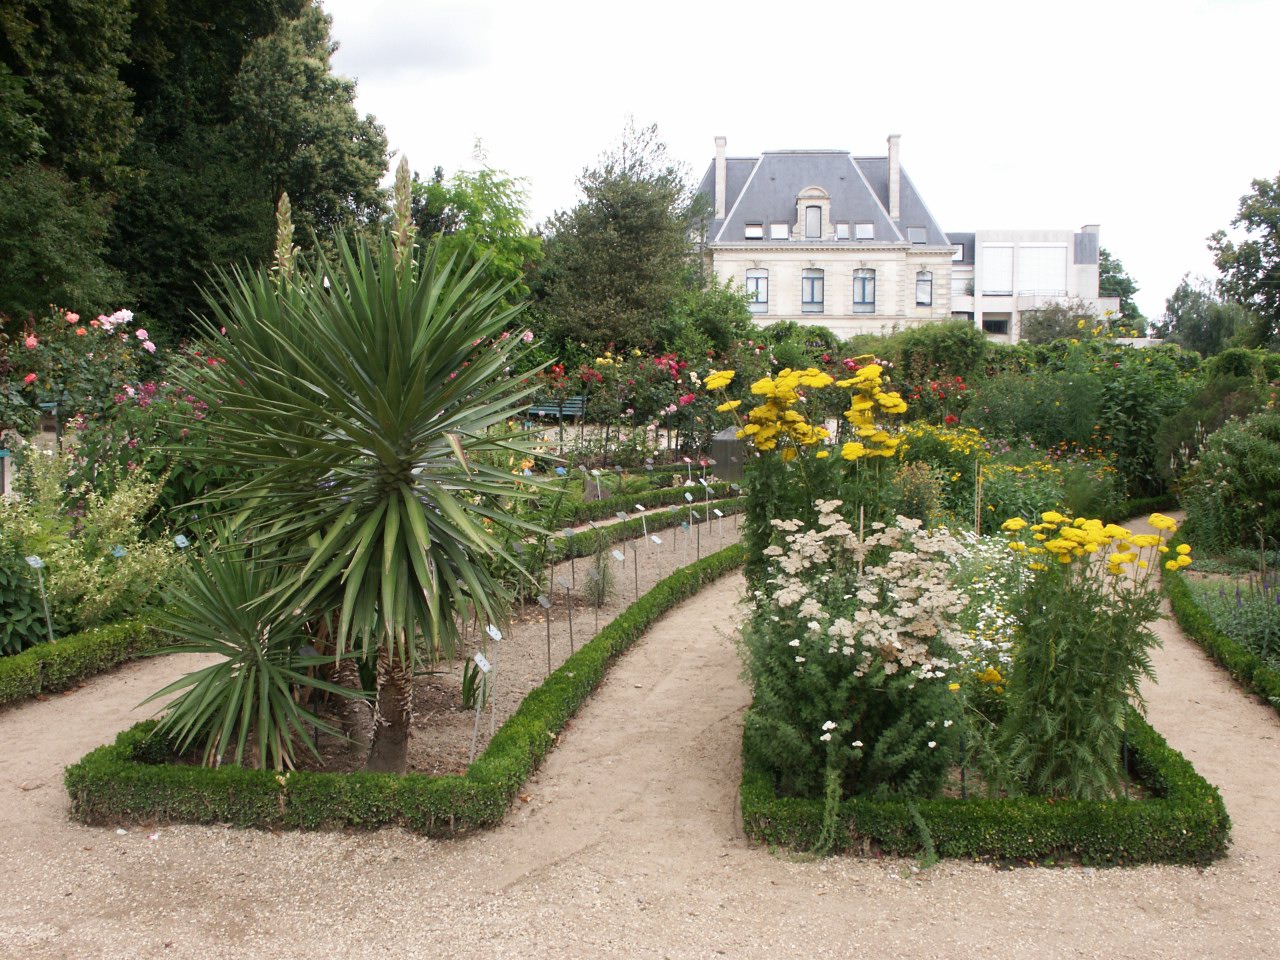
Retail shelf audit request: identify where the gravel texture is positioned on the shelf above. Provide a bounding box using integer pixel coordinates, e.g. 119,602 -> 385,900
2,515 -> 1279,959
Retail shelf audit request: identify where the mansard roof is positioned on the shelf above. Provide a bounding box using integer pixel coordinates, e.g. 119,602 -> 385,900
696,148 -> 951,247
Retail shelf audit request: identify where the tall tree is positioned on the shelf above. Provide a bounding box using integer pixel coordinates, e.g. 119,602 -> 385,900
1153,274 -> 1253,357
1098,247 -> 1144,328
411,163 -> 542,297
536,120 -> 703,352
232,2 -> 387,239
1209,173 -> 1280,348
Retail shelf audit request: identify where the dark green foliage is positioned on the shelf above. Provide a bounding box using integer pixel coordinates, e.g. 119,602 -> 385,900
0,617 -> 163,706
0,538 -> 49,655
1154,374 -> 1265,485
1098,248 -> 1144,326
1164,560 -> 1280,716
966,367 -> 1103,449
1020,298 -> 1102,345
1206,346 -> 1266,382
740,708 -> 1230,864
1155,276 -> 1253,357
1181,411 -> 1280,552
1210,173 -> 1280,348
894,319 -> 988,382
64,544 -> 746,832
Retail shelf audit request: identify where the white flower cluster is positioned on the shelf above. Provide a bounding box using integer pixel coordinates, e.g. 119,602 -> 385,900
763,512 -> 971,681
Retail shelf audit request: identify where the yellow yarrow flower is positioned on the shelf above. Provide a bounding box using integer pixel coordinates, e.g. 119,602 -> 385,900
1001,517 -> 1028,532
704,369 -> 735,391
716,399 -> 742,412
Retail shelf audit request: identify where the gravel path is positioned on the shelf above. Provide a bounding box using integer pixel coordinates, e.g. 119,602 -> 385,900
2,521 -> 1280,959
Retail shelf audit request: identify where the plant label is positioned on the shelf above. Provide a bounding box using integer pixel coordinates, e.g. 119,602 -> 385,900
635,503 -> 645,511
111,545 -> 127,558
650,535 -> 662,545
473,652 -> 492,674
562,528 -> 575,538
173,535 -> 190,549
486,624 -> 503,642
536,595 -> 552,609
616,512 -> 628,521
684,492 -> 694,503
555,576 -> 571,590
611,550 -> 625,562
699,478 -> 709,487
713,509 -> 724,518
24,555 -> 43,569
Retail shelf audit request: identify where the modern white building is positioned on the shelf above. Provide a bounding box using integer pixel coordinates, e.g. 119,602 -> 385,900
696,135 -> 1118,344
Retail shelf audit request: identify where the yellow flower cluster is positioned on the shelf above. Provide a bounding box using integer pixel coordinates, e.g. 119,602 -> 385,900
705,369 -> 735,391
899,421 -> 989,460
594,351 -> 617,367
836,363 -> 907,461
740,367 -> 834,452
1000,511 -> 1191,576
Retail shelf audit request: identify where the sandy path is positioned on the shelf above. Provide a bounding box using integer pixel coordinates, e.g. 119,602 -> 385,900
3,541 -> 1280,958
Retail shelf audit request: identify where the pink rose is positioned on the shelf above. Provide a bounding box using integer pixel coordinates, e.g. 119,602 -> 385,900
678,393 -> 696,407
65,312 -> 79,323
521,330 -> 535,344
24,372 -> 37,384
143,340 -> 156,353
136,328 -> 149,340
24,335 -> 37,349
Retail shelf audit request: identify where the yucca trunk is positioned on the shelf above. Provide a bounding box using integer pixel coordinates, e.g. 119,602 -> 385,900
367,642 -> 414,773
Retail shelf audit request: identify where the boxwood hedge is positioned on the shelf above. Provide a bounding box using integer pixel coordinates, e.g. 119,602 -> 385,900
64,543 -> 747,833
740,708 -> 1230,865
0,617 -> 164,708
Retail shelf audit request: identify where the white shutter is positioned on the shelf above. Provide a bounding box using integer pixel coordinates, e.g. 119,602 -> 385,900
1018,245 -> 1068,295
982,244 -> 1014,295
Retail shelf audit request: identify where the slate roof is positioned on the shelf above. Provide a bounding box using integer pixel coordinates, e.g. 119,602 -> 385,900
697,148 -> 951,247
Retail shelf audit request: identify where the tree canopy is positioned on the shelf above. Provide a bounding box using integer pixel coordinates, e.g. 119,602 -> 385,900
1152,274 -> 1254,357
535,121 -> 706,352
1209,173 -> 1280,348
1098,247 -> 1143,328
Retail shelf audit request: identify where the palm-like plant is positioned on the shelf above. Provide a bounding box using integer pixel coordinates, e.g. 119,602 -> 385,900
179,224 -> 542,772
144,533 -> 353,771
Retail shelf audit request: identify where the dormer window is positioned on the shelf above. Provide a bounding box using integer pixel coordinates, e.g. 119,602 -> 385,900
854,222 -> 874,240
770,222 -> 789,240
745,223 -> 764,240
795,186 -> 831,241
835,222 -> 850,240
907,226 -> 928,244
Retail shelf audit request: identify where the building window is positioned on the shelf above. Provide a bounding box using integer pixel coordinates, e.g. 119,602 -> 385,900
982,244 -> 1014,295
835,222 -> 850,240
854,221 -> 874,240
770,222 -> 789,240
907,226 -> 928,244
982,314 -> 1011,335
805,205 -> 822,239
852,269 -> 875,314
745,223 -> 764,240
745,268 -> 768,314
952,244 -> 965,261
915,270 -> 933,306
801,268 -> 824,313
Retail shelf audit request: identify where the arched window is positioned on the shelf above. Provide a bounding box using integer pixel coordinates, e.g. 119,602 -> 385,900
802,268 -> 824,313
745,268 -> 768,314
852,269 -> 876,314
916,270 -> 933,307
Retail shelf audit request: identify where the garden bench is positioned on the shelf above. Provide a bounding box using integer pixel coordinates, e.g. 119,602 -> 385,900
525,396 -> 586,421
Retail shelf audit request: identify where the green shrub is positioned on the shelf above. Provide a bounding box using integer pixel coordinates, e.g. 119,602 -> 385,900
966,368 -> 1102,450
0,617 -> 163,706
1181,411 -> 1280,552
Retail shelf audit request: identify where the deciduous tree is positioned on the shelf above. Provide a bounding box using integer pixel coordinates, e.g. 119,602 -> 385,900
1209,173 -> 1280,348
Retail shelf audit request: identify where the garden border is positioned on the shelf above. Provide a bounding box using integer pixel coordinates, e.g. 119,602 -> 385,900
1163,561 -> 1280,717
739,708 -> 1230,865
0,618 -> 164,708
64,543 -> 747,833
553,497 -> 744,561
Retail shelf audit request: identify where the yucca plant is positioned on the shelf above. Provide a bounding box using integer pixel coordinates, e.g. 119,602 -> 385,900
173,201 -> 543,772
144,532 -> 353,771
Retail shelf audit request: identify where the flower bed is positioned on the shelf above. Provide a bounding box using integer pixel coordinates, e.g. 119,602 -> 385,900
64,543 -> 746,832
740,707 -> 1230,865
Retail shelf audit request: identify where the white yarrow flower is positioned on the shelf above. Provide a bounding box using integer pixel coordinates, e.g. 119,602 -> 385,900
819,732 -> 832,742
927,741 -> 937,749
851,740 -> 863,748
821,721 -> 837,731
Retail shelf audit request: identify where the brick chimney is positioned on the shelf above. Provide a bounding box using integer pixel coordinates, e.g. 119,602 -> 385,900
714,136 -> 727,220
887,134 -> 901,221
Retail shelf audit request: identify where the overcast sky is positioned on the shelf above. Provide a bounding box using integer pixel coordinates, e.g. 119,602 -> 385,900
321,0 -> 1278,322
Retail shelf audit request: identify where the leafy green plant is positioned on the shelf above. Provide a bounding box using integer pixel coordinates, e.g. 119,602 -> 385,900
1189,575 -> 1280,663
1181,411 -> 1280,553
144,534 -> 354,771
176,196 -> 542,773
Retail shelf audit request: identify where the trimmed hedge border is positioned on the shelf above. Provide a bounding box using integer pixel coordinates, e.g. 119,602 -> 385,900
65,542 -> 747,833
1163,557 -> 1280,717
552,497 -> 744,562
564,481 -> 734,524
740,707 -> 1230,865
0,618 -> 164,708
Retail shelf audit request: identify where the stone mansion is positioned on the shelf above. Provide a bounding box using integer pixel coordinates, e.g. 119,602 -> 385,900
695,135 -> 1119,343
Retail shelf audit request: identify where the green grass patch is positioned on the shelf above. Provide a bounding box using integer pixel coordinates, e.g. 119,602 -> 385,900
65,544 -> 746,834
